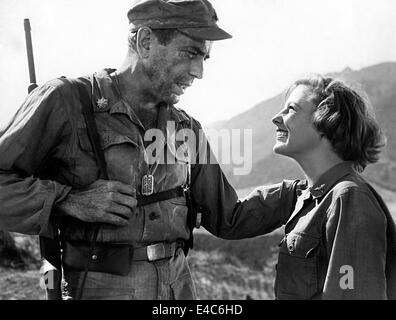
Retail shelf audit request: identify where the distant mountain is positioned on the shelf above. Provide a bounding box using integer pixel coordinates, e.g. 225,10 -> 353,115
204,119 -> 227,129
206,62 -> 396,190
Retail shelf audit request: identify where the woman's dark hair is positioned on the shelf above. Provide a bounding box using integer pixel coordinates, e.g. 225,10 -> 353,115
288,75 -> 385,172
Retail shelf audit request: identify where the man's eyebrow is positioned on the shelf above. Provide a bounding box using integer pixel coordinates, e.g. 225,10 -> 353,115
184,46 -> 210,59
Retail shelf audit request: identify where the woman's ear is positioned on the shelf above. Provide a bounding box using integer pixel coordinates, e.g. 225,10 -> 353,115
136,27 -> 152,59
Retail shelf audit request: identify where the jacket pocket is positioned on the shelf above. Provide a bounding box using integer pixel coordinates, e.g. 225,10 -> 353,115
276,232 -> 320,300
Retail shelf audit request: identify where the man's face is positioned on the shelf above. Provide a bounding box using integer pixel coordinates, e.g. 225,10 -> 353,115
144,31 -> 212,105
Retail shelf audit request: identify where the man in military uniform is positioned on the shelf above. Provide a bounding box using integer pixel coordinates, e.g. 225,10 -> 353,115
0,0 -> 298,299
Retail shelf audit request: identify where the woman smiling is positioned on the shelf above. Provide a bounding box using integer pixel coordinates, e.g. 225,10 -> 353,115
270,75 -> 395,299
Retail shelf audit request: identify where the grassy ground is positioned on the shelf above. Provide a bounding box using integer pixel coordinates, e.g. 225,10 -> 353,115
190,231 -> 280,300
0,253 -> 276,301
0,267 -> 45,300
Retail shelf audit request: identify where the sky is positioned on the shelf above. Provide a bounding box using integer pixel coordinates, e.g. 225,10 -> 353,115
1,0 -> 396,127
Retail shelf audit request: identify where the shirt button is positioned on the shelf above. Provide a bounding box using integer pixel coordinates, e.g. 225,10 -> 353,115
91,254 -> 98,261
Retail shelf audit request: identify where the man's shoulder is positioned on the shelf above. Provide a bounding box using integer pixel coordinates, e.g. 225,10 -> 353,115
26,76 -> 91,120
37,76 -> 89,98
47,76 -> 90,91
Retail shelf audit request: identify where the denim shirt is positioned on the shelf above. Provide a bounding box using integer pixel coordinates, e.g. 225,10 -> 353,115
275,162 -> 395,300
0,69 -> 298,245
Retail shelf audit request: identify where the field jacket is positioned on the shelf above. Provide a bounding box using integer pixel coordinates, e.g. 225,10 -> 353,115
275,162 -> 396,300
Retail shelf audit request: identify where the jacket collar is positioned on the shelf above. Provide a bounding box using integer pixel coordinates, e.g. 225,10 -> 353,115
285,161 -> 355,228
308,161 -> 355,199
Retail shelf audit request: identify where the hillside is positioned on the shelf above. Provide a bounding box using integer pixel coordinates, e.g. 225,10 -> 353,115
206,62 -> 396,191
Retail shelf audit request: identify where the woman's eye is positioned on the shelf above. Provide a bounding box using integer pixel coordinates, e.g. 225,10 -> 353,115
288,105 -> 296,111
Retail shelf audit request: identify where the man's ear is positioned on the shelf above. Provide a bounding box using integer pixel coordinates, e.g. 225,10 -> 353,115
136,27 -> 152,59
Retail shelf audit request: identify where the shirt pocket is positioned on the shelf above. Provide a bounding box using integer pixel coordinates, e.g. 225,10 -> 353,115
77,128 -> 138,152
76,128 -> 139,184
276,232 -> 321,300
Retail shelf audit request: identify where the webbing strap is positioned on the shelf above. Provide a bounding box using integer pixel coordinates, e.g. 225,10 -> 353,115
137,185 -> 187,207
76,78 -> 109,180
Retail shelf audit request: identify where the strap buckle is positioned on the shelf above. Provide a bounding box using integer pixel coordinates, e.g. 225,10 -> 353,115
146,243 -> 166,262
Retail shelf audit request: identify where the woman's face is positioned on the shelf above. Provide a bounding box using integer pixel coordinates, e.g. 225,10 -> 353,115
272,85 -> 323,159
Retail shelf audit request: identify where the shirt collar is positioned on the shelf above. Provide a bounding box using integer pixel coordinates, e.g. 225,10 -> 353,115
308,161 -> 355,199
90,69 -> 118,112
170,106 -> 190,124
92,69 -> 190,128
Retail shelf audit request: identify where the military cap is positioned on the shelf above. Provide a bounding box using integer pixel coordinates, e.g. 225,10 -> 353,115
127,0 -> 232,41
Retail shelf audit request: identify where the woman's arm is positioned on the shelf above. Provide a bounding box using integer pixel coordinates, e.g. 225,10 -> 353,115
188,118 -> 300,239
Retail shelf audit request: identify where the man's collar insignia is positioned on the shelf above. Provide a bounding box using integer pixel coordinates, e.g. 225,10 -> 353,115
96,97 -> 108,109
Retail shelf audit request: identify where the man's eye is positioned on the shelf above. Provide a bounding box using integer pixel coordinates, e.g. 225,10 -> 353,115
183,51 -> 197,59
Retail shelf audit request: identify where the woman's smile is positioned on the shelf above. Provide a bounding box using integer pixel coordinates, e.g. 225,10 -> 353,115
276,129 -> 289,141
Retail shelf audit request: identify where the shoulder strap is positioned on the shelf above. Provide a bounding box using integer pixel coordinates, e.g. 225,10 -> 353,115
75,76 -> 109,180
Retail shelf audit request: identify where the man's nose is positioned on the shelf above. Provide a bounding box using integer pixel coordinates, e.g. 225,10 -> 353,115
190,59 -> 204,79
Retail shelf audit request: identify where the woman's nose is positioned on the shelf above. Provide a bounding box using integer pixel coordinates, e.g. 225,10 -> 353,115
272,112 -> 283,126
